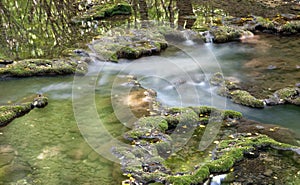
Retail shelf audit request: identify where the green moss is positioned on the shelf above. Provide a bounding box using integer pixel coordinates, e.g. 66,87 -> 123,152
0,103 -> 33,127
280,21 -> 300,33
230,90 -> 265,108
223,110 -> 243,119
256,16 -> 275,30
136,116 -> 168,132
211,26 -> 247,43
166,175 -> 193,185
275,87 -> 298,99
0,59 -> 87,78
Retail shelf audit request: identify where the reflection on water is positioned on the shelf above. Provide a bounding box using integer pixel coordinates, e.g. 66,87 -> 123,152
0,34 -> 300,184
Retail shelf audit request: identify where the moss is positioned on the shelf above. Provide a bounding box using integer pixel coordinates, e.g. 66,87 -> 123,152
166,175 -> 193,185
223,110 -> 243,119
256,16 -> 275,30
0,103 -> 33,127
280,21 -> 300,33
275,87 -> 298,100
230,90 -> 265,108
136,116 -> 168,132
0,59 -> 87,78
210,26 -> 247,43
91,29 -> 168,62
125,129 -> 147,140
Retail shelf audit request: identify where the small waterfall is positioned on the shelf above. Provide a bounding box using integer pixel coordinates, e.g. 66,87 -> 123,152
203,31 -> 214,43
182,30 -> 196,45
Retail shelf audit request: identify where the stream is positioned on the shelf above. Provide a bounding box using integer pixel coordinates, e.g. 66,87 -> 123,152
0,33 -> 300,184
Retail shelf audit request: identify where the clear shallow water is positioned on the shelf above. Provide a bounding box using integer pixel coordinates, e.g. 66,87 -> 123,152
0,34 -> 300,184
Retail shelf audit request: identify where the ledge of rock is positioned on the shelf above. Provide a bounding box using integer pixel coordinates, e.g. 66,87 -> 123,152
0,59 -> 87,78
0,94 -> 48,127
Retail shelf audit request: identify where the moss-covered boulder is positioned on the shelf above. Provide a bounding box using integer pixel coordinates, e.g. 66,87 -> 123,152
0,59 -> 87,78
0,95 -> 48,127
90,29 -> 168,62
210,26 -> 253,43
230,90 -> 265,108
71,2 -> 132,23
275,87 -> 299,100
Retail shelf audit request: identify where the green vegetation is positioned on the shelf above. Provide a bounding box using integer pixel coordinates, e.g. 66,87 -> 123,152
0,103 -> 33,126
280,21 -> 300,34
0,59 -> 87,77
275,87 -> 298,100
210,26 -> 250,43
230,90 -> 265,108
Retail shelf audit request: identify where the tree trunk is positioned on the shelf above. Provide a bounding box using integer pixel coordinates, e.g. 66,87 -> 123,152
176,0 -> 196,29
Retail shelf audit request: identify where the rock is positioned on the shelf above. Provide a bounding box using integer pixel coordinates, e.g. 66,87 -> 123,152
31,94 -> 48,108
0,58 -> 88,78
0,94 -> 48,127
210,26 -> 252,43
230,90 -> 265,108
210,72 -> 224,86
264,95 -> 280,106
90,29 -> 168,62
243,149 -> 260,159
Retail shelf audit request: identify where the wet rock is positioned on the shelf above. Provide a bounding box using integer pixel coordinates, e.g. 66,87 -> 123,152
90,29 -> 168,62
210,72 -> 224,86
0,58 -> 88,78
264,95 -> 280,106
113,104 -> 300,184
230,90 -> 265,108
0,163 -> 32,183
210,26 -> 253,43
237,119 -> 300,146
31,94 -> 48,108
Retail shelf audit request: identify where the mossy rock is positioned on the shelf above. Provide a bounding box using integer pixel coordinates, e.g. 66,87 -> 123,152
210,26 -> 252,43
274,87 -> 298,100
223,110 -> 243,119
0,95 -> 48,127
0,59 -> 87,78
91,29 -> 168,62
230,90 -> 265,108
0,103 -> 32,127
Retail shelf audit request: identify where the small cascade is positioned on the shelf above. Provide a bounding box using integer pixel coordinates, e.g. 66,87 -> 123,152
203,31 -> 214,43
182,30 -> 196,45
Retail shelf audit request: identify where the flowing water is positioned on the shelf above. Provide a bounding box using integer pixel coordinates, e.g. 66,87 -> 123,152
0,34 -> 300,184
